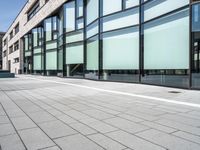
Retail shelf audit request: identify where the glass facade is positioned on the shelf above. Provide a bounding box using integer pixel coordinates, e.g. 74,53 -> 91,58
23,0 -> 200,89
192,2 -> 200,89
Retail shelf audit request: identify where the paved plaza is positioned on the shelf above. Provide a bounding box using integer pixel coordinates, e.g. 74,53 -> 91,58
0,75 -> 200,150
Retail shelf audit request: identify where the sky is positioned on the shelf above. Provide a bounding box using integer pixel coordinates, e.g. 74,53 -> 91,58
0,0 -> 27,32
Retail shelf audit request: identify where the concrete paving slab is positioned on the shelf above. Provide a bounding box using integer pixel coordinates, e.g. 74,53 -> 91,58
38,120 -> 77,139
54,134 -> 104,150
11,116 -> 37,130
104,117 -> 149,134
88,133 -> 126,150
106,130 -> 165,150
0,134 -> 25,150
18,128 -> 55,150
69,122 -> 98,135
28,111 -> 57,123
136,129 -> 200,150
1,75 -> 200,150
0,123 -> 16,137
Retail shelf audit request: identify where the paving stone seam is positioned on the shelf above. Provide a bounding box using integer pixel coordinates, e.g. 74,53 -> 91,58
3,91 -> 61,150
0,101 -> 27,149
17,90 -> 109,150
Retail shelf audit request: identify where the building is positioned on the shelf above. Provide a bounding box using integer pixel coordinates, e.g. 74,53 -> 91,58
2,0 -> 200,89
0,32 -> 5,69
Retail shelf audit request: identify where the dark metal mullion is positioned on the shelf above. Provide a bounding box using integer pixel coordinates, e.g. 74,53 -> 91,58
23,37 -> 25,74
83,0 -> 87,78
189,0 -> 192,89
139,0 -> 143,83
30,33 -> 34,74
51,17 -> 54,41
43,21 -> 46,75
57,16 -> 59,74
75,0 -> 78,30
98,0 -> 102,80
122,0 -> 125,10
63,6 -> 66,77
198,41 -> 200,73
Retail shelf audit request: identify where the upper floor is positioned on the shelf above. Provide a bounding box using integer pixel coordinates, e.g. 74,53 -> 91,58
2,0 -> 68,51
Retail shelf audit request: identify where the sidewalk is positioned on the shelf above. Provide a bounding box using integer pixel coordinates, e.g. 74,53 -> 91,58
0,75 -> 200,150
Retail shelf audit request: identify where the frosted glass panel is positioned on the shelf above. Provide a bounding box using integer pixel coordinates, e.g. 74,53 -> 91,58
58,50 -> 63,70
34,48 -> 41,54
87,0 -> 98,25
46,51 -> 57,70
66,32 -> 83,44
87,39 -> 99,70
103,27 -> 139,70
124,0 -> 139,9
77,18 -> 84,29
103,8 -> 139,32
65,2 -> 75,32
25,51 -> 31,57
66,44 -> 83,64
103,0 -> 122,16
46,42 -> 57,50
144,0 -> 189,22
34,55 -> 41,70
45,18 -> 52,41
33,29 -> 38,47
144,10 -> 189,70
77,0 -> 83,17
86,21 -> 98,38
25,36 -> 28,51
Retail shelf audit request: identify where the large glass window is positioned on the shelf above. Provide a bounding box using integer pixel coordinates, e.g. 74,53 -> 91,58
46,51 -> 57,70
66,43 -> 83,64
86,0 -> 99,25
44,18 -> 52,41
103,27 -> 139,70
64,1 -> 75,32
192,3 -> 200,89
142,9 -> 190,88
86,20 -> 99,38
33,29 -> 38,47
101,27 -> 139,82
24,35 -> 29,51
32,27 -> 43,73
24,34 -> 32,74
44,17 -> 58,75
77,0 -> 83,17
103,0 -> 122,16
86,36 -> 99,71
144,10 -> 189,70
65,35 -> 84,77
102,8 -> 139,32
143,0 -> 189,22
124,0 -> 139,9
33,55 -> 42,70
192,3 -> 200,31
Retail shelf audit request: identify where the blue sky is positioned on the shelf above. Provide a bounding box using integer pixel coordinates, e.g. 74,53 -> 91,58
0,0 -> 27,32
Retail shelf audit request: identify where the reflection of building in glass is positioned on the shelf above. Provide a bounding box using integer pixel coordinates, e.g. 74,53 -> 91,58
2,0 -> 200,89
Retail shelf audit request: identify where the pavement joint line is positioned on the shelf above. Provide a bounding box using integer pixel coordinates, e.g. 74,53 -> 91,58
0,102 -> 28,150
3,91 -> 63,150
12,82 -> 175,149
27,77 -> 200,109
22,89 -> 149,150
17,90 -> 108,150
